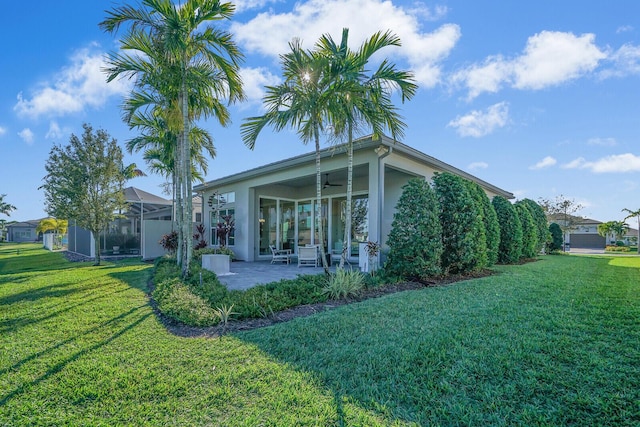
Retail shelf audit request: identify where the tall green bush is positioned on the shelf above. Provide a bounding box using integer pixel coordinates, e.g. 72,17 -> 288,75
466,180 -> 500,266
548,222 -> 564,252
519,198 -> 549,253
385,178 -> 443,280
434,172 -> 487,274
492,195 -> 523,263
515,202 -> 538,259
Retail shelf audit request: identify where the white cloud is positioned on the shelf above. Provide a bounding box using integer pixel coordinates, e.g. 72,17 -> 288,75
13,46 -> 131,119
600,43 -> 640,78
583,153 -> 640,173
18,128 -> 35,145
529,156 -> 557,170
45,121 -> 65,140
232,0 -> 461,87
617,25 -> 634,34
448,102 -> 509,137
452,31 -> 606,99
562,157 -> 586,169
0,127 -> 6,137
468,161 -> 488,170
239,66 -> 282,107
587,137 -> 617,146
234,0 -> 281,13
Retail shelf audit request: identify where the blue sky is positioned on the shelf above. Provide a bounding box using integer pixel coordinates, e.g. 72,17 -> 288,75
1,0 -> 639,226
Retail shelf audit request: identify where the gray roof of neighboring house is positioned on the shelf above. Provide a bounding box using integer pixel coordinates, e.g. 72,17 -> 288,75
124,187 -> 172,205
6,219 -> 44,228
194,134 -> 514,199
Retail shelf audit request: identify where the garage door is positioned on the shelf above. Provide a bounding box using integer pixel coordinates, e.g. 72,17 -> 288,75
569,234 -> 606,249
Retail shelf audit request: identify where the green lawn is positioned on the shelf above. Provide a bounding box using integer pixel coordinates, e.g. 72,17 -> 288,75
1,243 -> 639,426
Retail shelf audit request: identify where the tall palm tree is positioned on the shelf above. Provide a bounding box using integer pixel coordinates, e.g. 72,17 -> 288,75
622,208 -> 640,253
316,28 -> 417,268
101,0 -> 244,277
0,194 -> 16,217
242,40 -> 332,273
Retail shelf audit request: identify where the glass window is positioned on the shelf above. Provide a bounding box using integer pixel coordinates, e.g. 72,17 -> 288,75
259,198 -> 277,255
211,208 -> 235,246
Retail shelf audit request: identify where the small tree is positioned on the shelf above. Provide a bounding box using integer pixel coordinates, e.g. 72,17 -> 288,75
515,202 -> 537,259
36,218 -> 68,249
466,180 -> 500,266
215,214 -> 235,248
519,199 -> 549,254
492,196 -> 523,264
385,178 -> 442,280
539,195 -> 583,250
622,208 -> 640,252
434,172 -> 487,274
40,123 -> 127,265
598,220 -> 629,244
548,223 -> 563,252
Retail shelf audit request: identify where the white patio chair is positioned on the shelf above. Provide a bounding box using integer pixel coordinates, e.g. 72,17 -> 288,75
270,245 -> 291,264
297,246 -> 318,267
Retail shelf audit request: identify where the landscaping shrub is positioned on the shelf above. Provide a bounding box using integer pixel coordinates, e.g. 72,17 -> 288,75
193,246 -> 236,261
466,180 -> 500,266
519,198 -> 549,253
153,278 -> 218,326
434,172 -> 487,274
323,268 -> 365,299
515,202 -> 538,259
220,275 -> 328,319
492,195 -> 523,263
385,178 -> 442,280
605,245 -> 631,252
548,222 -> 563,253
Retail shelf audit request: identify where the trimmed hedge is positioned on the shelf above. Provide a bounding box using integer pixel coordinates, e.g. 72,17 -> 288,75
492,195 -> 523,263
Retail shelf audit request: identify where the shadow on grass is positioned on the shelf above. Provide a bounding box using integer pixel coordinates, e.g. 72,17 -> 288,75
0,305 -> 150,406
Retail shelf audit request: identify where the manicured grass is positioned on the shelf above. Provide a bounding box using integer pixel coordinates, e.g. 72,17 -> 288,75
1,244 -> 639,425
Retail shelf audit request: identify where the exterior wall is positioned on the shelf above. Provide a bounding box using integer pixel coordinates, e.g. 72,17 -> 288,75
142,220 -> 173,260
196,137 -> 513,264
8,226 -> 36,242
68,224 -> 94,257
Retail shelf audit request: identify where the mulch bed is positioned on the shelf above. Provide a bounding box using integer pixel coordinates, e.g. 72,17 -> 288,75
155,269 -> 495,339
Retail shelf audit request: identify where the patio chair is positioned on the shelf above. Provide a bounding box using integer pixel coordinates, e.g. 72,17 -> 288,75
270,245 -> 291,264
298,245 -> 318,267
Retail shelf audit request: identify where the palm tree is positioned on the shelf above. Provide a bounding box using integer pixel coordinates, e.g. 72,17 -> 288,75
36,218 -> 69,249
622,208 -> 640,252
316,28 -> 417,268
0,194 -> 16,217
242,39 -> 332,273
101,0 -> 244,277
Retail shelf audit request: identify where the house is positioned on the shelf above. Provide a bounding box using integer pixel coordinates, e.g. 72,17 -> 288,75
6,219 -> 42,242
67,186 -> 174,259
194,135 -> 514,263
547,214 -> 615,249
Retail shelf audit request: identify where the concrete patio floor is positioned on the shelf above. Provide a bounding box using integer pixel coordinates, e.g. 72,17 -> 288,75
218,261 -> 344,291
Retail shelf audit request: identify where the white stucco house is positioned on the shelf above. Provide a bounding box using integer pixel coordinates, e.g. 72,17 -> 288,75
194,135 -> 513,263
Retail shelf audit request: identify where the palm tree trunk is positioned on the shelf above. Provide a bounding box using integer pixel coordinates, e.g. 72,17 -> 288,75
314,129 -> 329,274
340,123 -> 354,269
180,74 -> 191,278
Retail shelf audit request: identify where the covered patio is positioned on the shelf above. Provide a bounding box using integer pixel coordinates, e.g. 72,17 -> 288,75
218,261 -> 342,291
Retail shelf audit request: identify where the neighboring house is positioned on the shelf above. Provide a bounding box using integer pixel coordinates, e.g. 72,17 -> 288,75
548,214 -> 610,249
194,134 -> 514,263
68,187 -> 174,260
6,219 -> 42,243
623,228 -> 639,246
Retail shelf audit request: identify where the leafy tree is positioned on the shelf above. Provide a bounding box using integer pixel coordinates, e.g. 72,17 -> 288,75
519,199 -> 549,254
539,194 -> 583,250
466,180 -> 500,266
434,172 -> 487,274
548,223 -> 563,252
242,39 -> 333,273
492,195 -> 523,263
385,178 -> 442,280
37,218 -> 69,249
101,0 -> 245,278
597,220 -> 629,244
622,208 -> 640,252
0,194 -> 16,217
316,28 -> 417,268
40,124 -> 127,265
515,202 -> 537,259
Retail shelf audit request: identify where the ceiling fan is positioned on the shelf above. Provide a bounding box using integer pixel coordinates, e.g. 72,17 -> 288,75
323,173 -> 342,189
